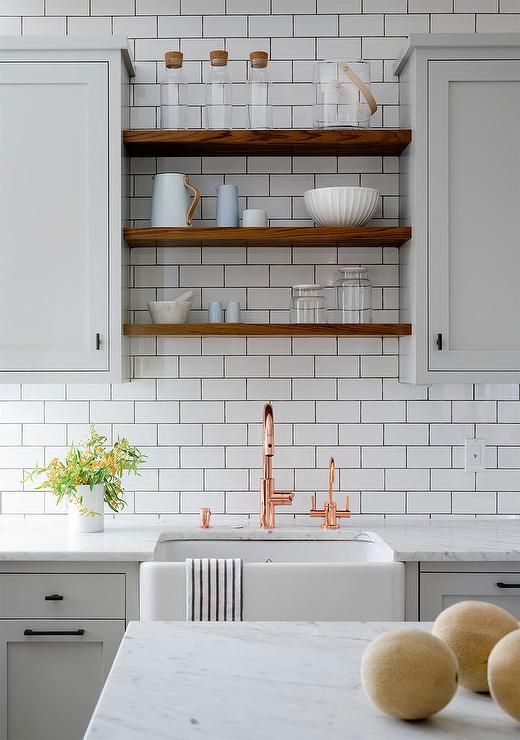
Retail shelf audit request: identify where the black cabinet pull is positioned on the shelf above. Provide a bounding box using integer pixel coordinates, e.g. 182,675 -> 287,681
24,629 -> 85,636
496,582 -> 520,589
96,333 -> 101,350
436,333 -> 443,350
44,594 -> 64,601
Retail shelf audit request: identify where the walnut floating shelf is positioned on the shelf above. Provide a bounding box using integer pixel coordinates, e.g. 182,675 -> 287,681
124,323 -> 412,337
123,226 -> 411,248
123,129 -> 412,157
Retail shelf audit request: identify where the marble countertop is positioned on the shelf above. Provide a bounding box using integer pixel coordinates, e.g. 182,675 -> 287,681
84,620 -> 518,740
0,517 -> 519,561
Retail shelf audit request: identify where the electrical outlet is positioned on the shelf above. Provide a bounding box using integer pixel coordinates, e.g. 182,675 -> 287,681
465,438 -> 486,472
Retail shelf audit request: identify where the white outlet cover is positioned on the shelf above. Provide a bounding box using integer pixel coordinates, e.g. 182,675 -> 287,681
465,438 -> 486,473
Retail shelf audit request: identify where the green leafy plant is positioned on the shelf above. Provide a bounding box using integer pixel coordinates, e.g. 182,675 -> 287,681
25,426 -> 145,516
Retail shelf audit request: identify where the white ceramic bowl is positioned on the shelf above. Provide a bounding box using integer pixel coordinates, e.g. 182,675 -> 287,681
147,300 -> 191,324
303,186 -> 379,227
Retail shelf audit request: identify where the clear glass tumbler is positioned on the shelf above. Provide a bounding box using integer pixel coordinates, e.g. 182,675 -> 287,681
290,285 -> 328,324
336,267 -> 372,323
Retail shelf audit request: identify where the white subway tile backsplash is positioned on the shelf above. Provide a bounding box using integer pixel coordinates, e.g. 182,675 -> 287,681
363,446 -> 406,468
340,423 -> 383,446
135,401 -> 179,423
202,379 -> 246,401
361,491 -> 406,515
386,468 -> 429,491
407,401 -> 451,423
270,356 -> 314,378
158,424 -> 202,446
497,491 -> 520,515
384,424 -> 429,445
90,402 -> 134,424
23,425 -> 66,446
293,379 -> 336,400
180,401 -> 224,423
160,469 -> 202,491
44,402 -> 86,424
157,379 -> 201,401
407,491 -> 452,514
431,469 -> 476,492
431,13 -> 476,31
316,356 -> 359,377
362,401 -> 405,423
452,401 -> 496,423
0,0 -> 42,14
0,17 -> 21,33
3,0 -> 515,521
452,491 -> 496,515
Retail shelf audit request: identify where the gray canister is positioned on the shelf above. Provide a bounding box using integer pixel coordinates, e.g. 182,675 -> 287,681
216,184 -> 239,226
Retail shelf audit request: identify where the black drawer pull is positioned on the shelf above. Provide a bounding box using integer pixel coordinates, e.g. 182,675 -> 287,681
24,629 -> 85,637
496,582 -> 520,589
44,594 -> 64,601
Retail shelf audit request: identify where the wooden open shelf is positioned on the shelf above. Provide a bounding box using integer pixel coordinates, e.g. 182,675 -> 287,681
123,226 -> 411,248
123,129 -> 412,157
124,323 -> 412,337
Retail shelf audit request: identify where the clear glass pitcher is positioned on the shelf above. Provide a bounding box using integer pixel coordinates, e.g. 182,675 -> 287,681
313,59 -> 377,129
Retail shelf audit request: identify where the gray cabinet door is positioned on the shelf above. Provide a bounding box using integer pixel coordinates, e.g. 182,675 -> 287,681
0,61 -> 109,375
420,572 -> 520,620
0,619 -> 124,740
428,59 -> 520,374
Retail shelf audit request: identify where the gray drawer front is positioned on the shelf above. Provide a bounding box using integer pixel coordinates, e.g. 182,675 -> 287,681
0,574 -> 125,619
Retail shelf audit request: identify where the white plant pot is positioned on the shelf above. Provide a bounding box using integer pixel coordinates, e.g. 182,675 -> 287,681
68,484 -> 104,533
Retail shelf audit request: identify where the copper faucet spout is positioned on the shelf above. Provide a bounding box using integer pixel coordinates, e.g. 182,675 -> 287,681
328,456 -> 335,504
259,402 -> 294,528
263,402 -> 274,456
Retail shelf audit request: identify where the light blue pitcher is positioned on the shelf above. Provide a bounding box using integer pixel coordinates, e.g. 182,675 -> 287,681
151,173 -> 200,227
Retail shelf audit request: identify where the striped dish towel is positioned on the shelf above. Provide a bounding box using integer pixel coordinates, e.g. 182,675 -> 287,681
186,558 -> 243,621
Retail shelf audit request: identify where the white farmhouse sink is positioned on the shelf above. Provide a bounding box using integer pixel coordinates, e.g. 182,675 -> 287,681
140,532 -> 404,622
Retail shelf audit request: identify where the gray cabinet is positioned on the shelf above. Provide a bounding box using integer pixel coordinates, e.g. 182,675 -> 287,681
419,568 -> 520,620
0,620 -> 124,740
0,36 -> 133,383
396,34 -> 520,383
0,563 -> 138,740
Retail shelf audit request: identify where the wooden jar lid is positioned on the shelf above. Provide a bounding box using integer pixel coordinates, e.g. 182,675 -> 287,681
250,50 -> 268,68
165,50 -> 183,68
210,49 -> 228,66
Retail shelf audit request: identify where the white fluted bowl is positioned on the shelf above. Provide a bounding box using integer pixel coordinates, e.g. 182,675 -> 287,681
303,186 -> 379,227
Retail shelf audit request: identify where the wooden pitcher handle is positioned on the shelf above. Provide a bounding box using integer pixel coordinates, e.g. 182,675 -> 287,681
331,63 -> 378,116
184,175 -> 200,226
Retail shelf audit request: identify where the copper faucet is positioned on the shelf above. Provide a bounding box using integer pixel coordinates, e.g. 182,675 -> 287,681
260,403 -> 294,528
310,457 -> 351,529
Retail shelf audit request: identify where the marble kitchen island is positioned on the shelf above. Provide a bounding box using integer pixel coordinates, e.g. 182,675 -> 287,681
84,621 -> 518,740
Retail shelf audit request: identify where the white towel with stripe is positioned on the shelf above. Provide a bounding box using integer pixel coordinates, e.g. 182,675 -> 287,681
186,558 -> 243,621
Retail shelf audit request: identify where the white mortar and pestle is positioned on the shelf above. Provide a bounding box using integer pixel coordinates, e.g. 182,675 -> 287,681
147,290 -> 193,324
